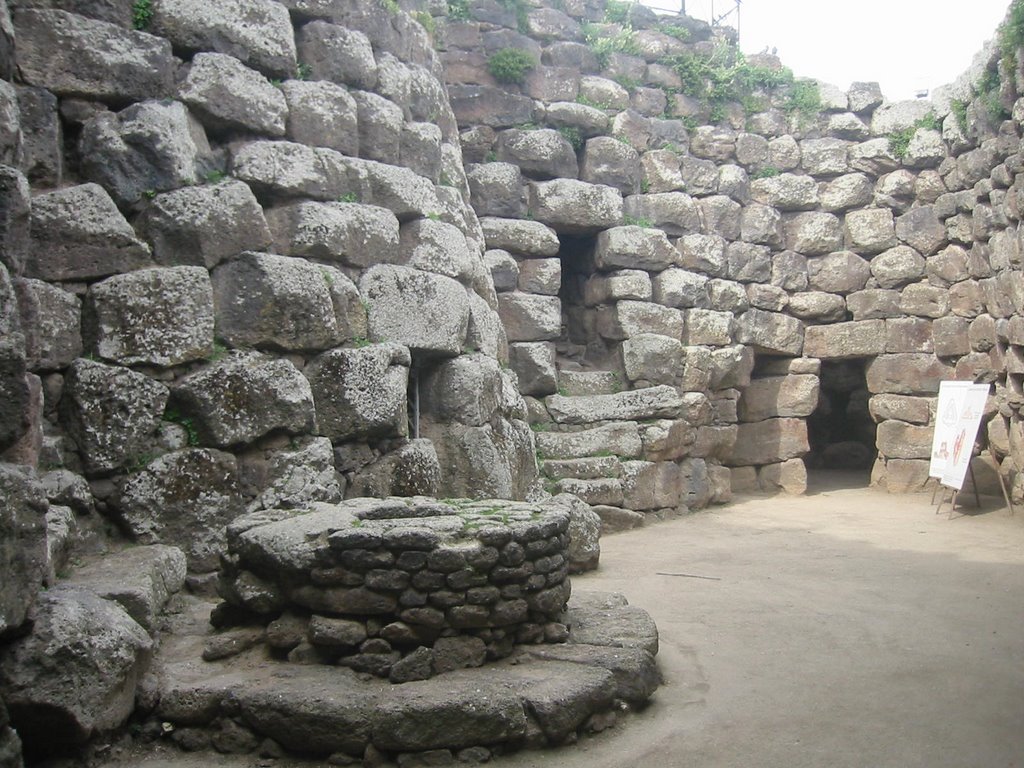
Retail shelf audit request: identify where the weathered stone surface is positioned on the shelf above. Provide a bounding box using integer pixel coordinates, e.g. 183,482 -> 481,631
213,252 -> 364,352
726,242 -> 772,283
871,245 -> 926,288
895,206 -> 946,256
740,203 -> 783,246
447,85 -> 535,129
565,601 -> 658,656
0,586 -> 151,755
352,91 -> 402,164
622,334 -> 683,386
151,0 -> 297,79
535,423 -> 642,460
620,460 -> 681,511
530,179 -> 623,234
295,19 -> 376,89
787,291 -> 845,323
735,309 -> 803,355
750,173 -> 818,211
425,418 -> 537,500
594,225 -> 675,272
806,250 -> 871,294
173,352 -> 315,447
398,218 -> 475,282
624,192 -> 700,236
682,308 -> 733,345
730,418 -> 809,466
508,343 -> 557,397
139,180 -> 272,268
479,217 -> 560,257
14,279 -> 81,371
876,420 -> 933,460
931,315 -> 969,358
803,320 -> 886,359
868,394 -> 932,425
16,84 -> 62,186
737,375 -> 820,422
0,465 -> 47,637
485,250 -> 519,292
549,493 -> 600,574
230,140 -> 354,202
598,300 -> 683,340
80,100 -> 214,207
61,359 -> 168,475
421,353 -> 505,428
497,128 -> 577,180
113,448 -> 242,571
179,52 -> 286,136
348,439 -> 441,500
847,289 -> 902,320
361,266 -> 469,356
466,163 -> 527,219
248,436 -> 342,512
900,283 -> 950,318
305,344 -> 410,441
517,258 -> 560,296
783,212 -> 842,255
497,292 -> 561,342
13,9 -> 174,102
266,201 -> 398,270
69,545 -> 186,631
545,386 -> 682,425
844,208 -> 896,254
25,183 -> 151,281
280,80 -> 358,155
580,136 -> 641,194
758,458 -> 807,495
819,173 -> 874,212
865,353 -> 953,395
0,166 -> 29,276
651,268 -> 707,309
86,266 -> 214,367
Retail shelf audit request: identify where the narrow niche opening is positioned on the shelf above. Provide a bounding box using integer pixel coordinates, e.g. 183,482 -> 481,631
805,359 -> 876,481
555,232 -> 616,370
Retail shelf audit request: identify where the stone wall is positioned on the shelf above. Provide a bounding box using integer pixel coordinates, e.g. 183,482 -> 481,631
433,0 -> 1024,514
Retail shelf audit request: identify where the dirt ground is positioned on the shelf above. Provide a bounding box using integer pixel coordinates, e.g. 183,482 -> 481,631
102,471 -> 1024,768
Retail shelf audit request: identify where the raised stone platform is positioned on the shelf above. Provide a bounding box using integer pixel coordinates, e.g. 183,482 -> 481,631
215,497 -> 578,681
152,590 -> 660,763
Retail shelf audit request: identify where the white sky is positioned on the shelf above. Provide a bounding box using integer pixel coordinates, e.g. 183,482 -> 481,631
642,0 -> 1012,101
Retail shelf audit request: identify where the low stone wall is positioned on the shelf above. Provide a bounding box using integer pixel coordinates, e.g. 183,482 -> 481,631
216,496 -> 573,682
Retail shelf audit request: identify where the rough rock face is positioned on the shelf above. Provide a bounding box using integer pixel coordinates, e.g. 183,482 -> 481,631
0,465 -> 47,638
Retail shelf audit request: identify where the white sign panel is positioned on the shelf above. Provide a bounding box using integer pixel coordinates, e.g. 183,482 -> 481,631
939,383 -> 991,491
930,381 -> 972,479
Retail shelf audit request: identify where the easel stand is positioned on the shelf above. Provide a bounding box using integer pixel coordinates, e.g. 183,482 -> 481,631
934,452 -> 1016,519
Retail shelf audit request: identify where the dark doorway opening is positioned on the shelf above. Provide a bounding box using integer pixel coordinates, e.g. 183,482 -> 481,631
806,359 -> 876,475
555,233 -> 606,366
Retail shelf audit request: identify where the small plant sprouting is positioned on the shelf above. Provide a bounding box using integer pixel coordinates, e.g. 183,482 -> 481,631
752,166 -> 780,180
484,150 -> 498,163
319,267 -> 335,287
558,126 -> 583,151
378,0 -> 399,14
950,99 -> 969,136
352,336 -> 372,348
207,340 -> 229,362
204,169 -> 225,185
163,408 -> 200,447
623,214 -> 653,228
296,62 -> 313,81
487,48 -> 537,85
143,189 -> 157,200
888,112 -> 941,160
132,0 -> 153,30
338,192 -> 359,203
413,10 -> 436,38
447,0 -> 470,21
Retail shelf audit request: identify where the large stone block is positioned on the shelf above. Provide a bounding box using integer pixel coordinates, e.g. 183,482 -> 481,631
900,283 -> 950,318
730,418 -> 809,466
735,308 -> 803,355
113,448 -> 242,571
622,333 -> 683,385
25,183 -> 151,281
497,128 -> 578,180
173,352 -> 316,448
352,90 -> 402,165
757,458 -> 807,495
738,375 -> 820,422
749,173 -> 818,211
60,359 -> 168,475
0,165 -> 30,277
870,245 -> 926,289
806,250 -> 870,294
621,460 -> 681,511
844,207 -> 896,254
360,265 -> 469,356
530,179 -> 623,234
231,140 -> 356,202
508,342 -> 557,396
151,0 -> 297,78
80,100 -> 214,207
594,225 -> 675,271
496,292 -> 561,342
17,85 -> 62,186
682,308 -> 733,346
726,242 -> 772,283
424,417 -> 537,500
545,386 -> 682,425
304,13 -> 382,83
347,439 -> 441,500
598,300 -> 683,340
267,201 -> 399,270
86,266 -> 214,367
783,212 -> 842,255
466,163 -> 527,219
138,180 -> 272,269
0,465 -> 47,637
13,9 -> 174,102
895,205 -> 946,256
580,135 -> 641,194
652,267 -> 709,308
479,217 -> 560,257
803,320 -> 885,359
213,252 -> 364,352
876,420 -> 933,459
179,52 -> 287,136
14,279 -> 81,372
0,586 -> 151,756
868,394 -> 932,425
623,192 -> 700,236
280,80 -> 359,155
398,218 -> 476,282
305,344 -> 410,441
535,422 -> 642,460
421,353 -> 505,428
865,353 -> 953,395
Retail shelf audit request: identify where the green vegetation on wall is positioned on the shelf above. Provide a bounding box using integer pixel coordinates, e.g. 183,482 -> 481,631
488,48 -> 537,84
887,112 -> 940,159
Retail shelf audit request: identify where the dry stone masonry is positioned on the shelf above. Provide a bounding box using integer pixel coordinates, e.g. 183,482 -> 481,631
1,0 -> 1024,763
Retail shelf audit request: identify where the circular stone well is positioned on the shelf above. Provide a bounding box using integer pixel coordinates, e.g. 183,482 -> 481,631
216,496 -> 574,681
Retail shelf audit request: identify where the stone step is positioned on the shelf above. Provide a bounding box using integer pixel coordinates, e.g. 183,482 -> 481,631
152,591 -> 660,760
541,456 -> 622,481
553,477 -> 624,507
545,385 -> 683,426
556,369 -> 623,396
535,422 -> 643,461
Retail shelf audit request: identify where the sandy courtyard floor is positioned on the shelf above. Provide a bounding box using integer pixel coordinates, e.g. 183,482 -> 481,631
103,472 -> 1024,768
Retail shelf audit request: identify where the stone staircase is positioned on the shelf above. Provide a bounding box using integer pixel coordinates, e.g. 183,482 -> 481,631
531,358 -> 723,533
